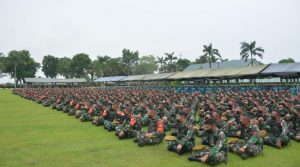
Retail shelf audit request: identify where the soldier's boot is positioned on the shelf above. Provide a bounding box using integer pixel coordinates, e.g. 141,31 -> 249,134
167,144 -> 177,152
133,138 -> 139,143
264,136 -> 277,147
240,153 -> 250,160
188,155 -> 201,162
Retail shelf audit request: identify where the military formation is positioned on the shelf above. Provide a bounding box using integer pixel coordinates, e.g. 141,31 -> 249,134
13,87 -> 300,166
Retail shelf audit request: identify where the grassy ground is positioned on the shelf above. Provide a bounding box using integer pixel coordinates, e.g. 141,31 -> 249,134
0,89 -> 299,167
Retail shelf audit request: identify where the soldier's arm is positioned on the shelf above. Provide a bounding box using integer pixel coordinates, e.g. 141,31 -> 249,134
280,120 -> 288,137
245,126 -> 260,148
179,128 -> 194,145
209,131 -> 226,157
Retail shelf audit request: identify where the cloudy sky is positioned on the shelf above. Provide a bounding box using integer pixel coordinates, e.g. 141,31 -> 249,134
0,0 -> 300,82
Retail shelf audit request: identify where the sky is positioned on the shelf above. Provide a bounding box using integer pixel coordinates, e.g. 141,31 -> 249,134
0,0 -> 300,82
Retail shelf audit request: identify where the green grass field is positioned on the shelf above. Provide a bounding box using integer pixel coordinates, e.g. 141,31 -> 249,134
0,89 -> 299,167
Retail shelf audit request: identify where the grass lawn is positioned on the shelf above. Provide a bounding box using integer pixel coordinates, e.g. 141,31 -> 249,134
0,89 -> 299,167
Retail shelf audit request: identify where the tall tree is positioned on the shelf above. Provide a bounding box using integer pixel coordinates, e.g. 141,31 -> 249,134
58,57 -> 72,78
202,43 -> 221,69
106,58 -> 126,76
176,58 -> 191,71
278,57 -> 295,64
135,55 -> 158,75
240,41 -> 264,66
122,49 -> 139,75
3,50 -> 40,85
157,56 -> 166,73
195,54 -> 209,64
164,52 -> 177,72
42,55 -> 59,78
70,53 -> 92,78
93,55 -> 111,78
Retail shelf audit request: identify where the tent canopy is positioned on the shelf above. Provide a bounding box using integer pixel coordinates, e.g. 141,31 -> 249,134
122,75 -> 146,81
261,63 -> 300,75
142,72 -> 175,81
25,78 -> 87,83
94,76 -> 127,82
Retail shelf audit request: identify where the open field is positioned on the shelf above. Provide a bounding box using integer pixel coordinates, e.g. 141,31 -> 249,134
0,89 -> 299,167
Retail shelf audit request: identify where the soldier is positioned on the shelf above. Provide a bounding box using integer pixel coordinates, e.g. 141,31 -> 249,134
115,107 -> 142,139
289,105 -> 300,141
188,118 -> 227,166
167,111 -> 195,155
134,109 -> 165,146
263,110 -> 290,148
229,113 -> 262,159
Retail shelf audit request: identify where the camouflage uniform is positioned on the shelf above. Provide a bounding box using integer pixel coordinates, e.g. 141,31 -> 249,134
229,124 -> 262,159
289,115 -> 300,141
263,119 -> 290,147
134,117 -> 165,146
115,115 -> 142,139
188,127 -> 227,166
167,121 -> 195,154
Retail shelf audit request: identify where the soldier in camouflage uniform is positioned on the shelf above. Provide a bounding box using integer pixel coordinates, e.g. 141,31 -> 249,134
134,110 -> 165,146
289,105 -> 300,141
115,107 -> 142,139
167,111 -> 195,155
229,113 -> 262,159
263,110 -> 290,148
188,118 -> 227,166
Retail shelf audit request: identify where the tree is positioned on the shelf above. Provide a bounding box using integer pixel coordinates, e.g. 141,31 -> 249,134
195,54 -> 208,64
92,55 -> 111,78
58,57 -> 72,78
70,53 -> 92,78
176,58 -> 191,71
122,49 -> 139,75
3,50 -> 40,86
0,53 -> 5,71
42,55 -> 59,78
240,41 -> 264,66
106,58 -> 126,76
278,57 -> 295,64
135,55 -> 158,75
202,43 -> 221,69
157,56 -> 166,73
164,52 -> 177,72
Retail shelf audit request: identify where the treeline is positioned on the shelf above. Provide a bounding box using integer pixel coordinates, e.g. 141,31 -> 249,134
0,41 -> 296,85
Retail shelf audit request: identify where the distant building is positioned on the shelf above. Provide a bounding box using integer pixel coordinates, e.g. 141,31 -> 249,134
184,59 -> 261,71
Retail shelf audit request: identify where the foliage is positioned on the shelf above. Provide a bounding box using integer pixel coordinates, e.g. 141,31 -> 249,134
70,53 -> 92,78
240,41 -> 264,66
58,57 -> 72,78
42,55 -> 59,78
135,55 -> 158,74
122,49 -> 139,75
278,57 -> 295,64
2,50 -> 40,85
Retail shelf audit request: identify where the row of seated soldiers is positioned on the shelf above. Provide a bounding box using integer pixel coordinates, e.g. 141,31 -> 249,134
12,87 -> 300,166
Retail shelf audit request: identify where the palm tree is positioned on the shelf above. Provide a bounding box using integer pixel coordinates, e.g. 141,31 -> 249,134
240,41 -> 264,66
164,52 -> 177,72
157,56 -> 166,73
202,43 -> 221,69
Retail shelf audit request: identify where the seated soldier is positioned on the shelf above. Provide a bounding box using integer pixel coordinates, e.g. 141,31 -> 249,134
289,104 -> 300,141
103,104 -> 119,131
134,109 -> 165,147
263,110 -> 290,148
115,108 -> 142,140
229,113 -> 262,159
167,111 -> 195,155
289,105 -> 300,141
188,118 -> 227,166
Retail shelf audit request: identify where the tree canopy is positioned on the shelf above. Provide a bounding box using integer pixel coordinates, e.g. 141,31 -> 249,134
42,55 -> 59,78
278,57 -> 295,64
